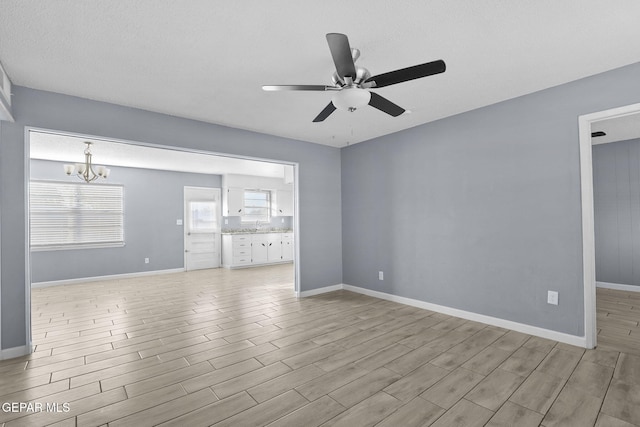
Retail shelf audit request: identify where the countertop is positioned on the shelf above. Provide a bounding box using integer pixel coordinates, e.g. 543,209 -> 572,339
221,228 -> 293,235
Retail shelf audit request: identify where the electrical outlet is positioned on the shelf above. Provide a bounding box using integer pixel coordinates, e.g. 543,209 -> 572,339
281,218 -> 285,223
547,290 -> 558,305
224,219 -> 229,225
379,271 -> 384,281
144,258 -> 150,264
176,219 -> 183,225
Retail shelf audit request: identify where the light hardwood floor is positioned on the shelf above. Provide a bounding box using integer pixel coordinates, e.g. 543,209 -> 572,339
1,265 -> 639,426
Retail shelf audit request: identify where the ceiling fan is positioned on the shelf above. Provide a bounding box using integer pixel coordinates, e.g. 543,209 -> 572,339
262,33 -> 446,122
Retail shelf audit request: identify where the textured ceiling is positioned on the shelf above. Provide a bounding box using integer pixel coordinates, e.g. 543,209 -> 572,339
2,1 -> 640,148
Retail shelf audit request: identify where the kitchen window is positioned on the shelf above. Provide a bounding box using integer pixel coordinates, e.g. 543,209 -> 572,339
242,189 -> 271,223
30,180 -> 124,250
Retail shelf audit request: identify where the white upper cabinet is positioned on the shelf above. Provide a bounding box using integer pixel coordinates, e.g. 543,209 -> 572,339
223,187 -> 244,216
275,190 -> 293,216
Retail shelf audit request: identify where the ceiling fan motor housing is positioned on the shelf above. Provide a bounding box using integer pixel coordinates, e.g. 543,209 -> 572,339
332,66 -> 371,87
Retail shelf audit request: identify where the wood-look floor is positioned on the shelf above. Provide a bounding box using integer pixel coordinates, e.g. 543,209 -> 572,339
1,265 -> 639,426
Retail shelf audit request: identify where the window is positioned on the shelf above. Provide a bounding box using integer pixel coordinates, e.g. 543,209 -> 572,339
242,189 -> 271,223
30,181 -> 124,250
188,201 -> 217,232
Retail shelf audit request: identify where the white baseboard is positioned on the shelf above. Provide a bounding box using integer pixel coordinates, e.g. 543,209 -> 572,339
299,282 -> 587,348
596,281 -> 640,292
1,344 -> 32,360
31,268 -> 185,288
299,284 -> 344,298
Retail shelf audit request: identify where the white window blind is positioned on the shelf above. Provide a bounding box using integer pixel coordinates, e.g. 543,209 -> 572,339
242,189 -> 271,223
30,181 -> 124,249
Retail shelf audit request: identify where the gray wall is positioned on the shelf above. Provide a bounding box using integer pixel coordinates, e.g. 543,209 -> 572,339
0,86 -> 343,350
593,139 -> 640,287
30,159 -> 221,283
342,61 -> 640,337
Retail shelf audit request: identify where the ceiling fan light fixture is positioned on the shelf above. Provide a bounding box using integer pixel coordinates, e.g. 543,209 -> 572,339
332,88 -> 371,112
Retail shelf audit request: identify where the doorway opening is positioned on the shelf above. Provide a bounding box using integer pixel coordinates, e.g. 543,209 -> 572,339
26,127 -> 299,353
579,102 -> 640,350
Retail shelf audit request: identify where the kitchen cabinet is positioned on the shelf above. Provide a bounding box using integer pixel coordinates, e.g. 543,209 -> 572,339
266,233 -> 282,261
221,234 -> 252,267
222,232 -> 293,269
275,190 -> 293,216
223,187 -> 244,216
281,232 -> 294,261
250,234 -> 268,264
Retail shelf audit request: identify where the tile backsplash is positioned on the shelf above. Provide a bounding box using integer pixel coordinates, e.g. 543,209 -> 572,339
222,216 -> 293,231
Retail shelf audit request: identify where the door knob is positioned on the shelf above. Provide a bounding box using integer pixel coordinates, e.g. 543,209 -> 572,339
185,250 -> 189,253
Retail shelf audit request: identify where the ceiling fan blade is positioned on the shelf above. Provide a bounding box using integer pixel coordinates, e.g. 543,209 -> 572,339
368,92 -> 405,117
313,102 -> 337,122
366,59 -> 446,88
262,85 -> 336,91
326,33 -> 356,79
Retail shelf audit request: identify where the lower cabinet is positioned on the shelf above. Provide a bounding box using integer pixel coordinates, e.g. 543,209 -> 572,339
266,233 -> 282,261
222,234 -> 252,267
251,234 -> 269,264
222,232 -> 294,268
282,232 -> 293,261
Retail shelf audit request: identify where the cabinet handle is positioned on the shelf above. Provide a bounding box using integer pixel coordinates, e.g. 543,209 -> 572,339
262,243 -> 266,246
184,250 -> 189,253
238,209 -> 242,213
269,243 -> 272,246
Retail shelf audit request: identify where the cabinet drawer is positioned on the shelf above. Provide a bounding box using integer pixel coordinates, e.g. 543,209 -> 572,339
233,241 -> 251,250
232,235 -> 251,243
232,256 -> 251,265
233,247 -> 251,257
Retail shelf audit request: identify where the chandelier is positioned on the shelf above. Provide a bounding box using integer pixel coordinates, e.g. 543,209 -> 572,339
63,142 -> 110,183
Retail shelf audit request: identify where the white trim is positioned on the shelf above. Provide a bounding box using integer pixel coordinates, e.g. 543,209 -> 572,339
0,59 -> 11,106
24,128 -> 32,359
298,284 -> 344,298
578,102 -> 640,350
31,268 -> 185,289
596,281 -> 640,292
0,59 -> 13,122
299,283 -> 587,348
0,98 -> 13,122
1,344 -> 32,361
293,163 -> 300,295
343,284 -> 587,348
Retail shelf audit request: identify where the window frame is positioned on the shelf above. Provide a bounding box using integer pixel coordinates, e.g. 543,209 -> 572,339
29,180 -> 125,251
241,189 -> 271,224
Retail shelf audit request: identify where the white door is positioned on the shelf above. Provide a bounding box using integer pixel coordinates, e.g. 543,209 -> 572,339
184,187 -> 221,271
